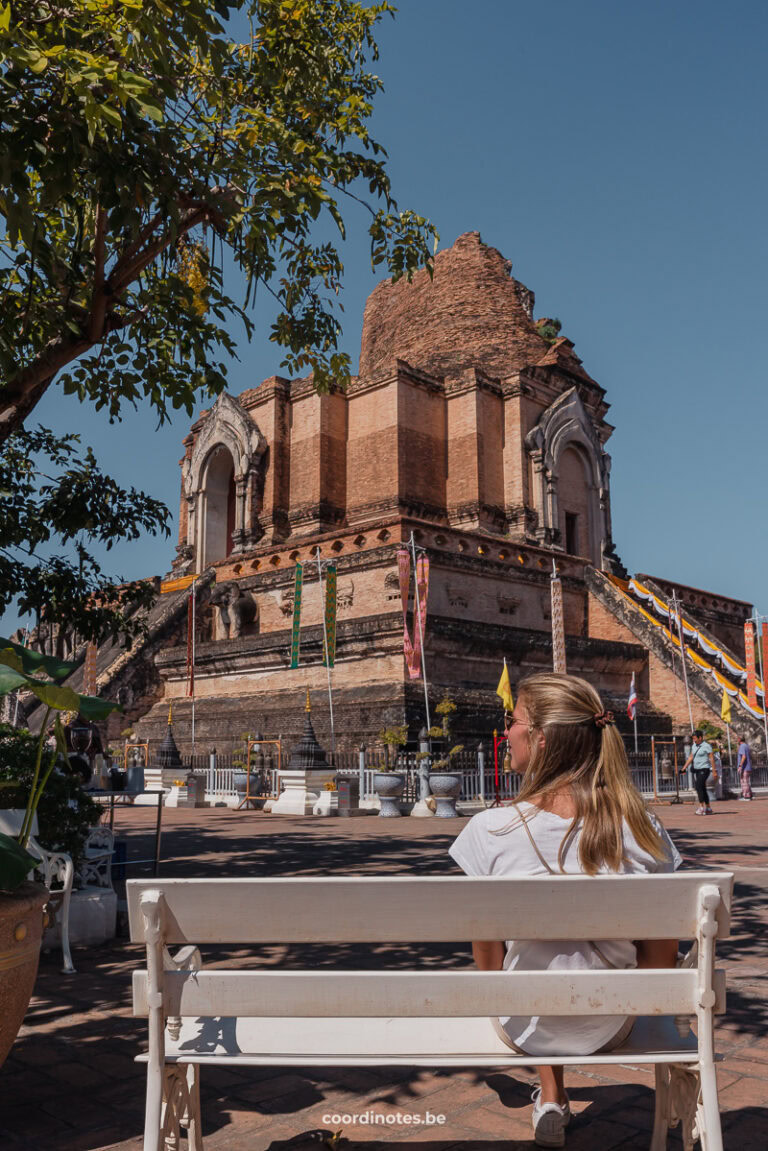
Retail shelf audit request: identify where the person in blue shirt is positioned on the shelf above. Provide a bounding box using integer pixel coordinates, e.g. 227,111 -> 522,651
679,730 -> 717,815
737,736 -> 753,800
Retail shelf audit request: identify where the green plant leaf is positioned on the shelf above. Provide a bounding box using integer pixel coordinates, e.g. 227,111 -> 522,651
0,662 -> 27,697
0,832 -> 37,893
26,682 -> 80,711
76,693 -> 123,721
0,637 -> 76,682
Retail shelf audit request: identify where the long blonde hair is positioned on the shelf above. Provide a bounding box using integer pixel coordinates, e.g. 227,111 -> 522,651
509,672 -> 665,875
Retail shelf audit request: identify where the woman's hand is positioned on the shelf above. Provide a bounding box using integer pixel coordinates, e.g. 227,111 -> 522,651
472,941 -> 505,970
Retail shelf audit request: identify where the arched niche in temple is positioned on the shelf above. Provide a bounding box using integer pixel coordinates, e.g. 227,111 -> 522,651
201,445 -> 236,565
182,393 -> 266,571
525,387 -> 613,569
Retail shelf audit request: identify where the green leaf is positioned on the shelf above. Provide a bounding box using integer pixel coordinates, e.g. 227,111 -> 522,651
100,103 -> 122,130
76,693 -> 123,721
0,662 -> 27,697
28,50 -> 48,74
26,682 -> 80,711
0,638 -> 76,682
0,832 -> 37,893
0,4 -> 10,32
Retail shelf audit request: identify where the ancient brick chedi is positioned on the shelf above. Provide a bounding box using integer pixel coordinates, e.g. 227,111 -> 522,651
45,232 -> 758,752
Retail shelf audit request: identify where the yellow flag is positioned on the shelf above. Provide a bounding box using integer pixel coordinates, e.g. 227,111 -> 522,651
496,659 -> 514,713
720,689 -> 732,725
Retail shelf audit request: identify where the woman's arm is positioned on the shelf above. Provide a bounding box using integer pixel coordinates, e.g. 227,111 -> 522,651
472,940 -> 505,970
634,939 -> 679,968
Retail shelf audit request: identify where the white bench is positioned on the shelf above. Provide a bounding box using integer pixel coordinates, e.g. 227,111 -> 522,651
128,872 -> 734,1151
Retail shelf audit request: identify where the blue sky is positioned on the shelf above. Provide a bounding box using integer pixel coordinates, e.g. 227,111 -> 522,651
4,0 -> 768,635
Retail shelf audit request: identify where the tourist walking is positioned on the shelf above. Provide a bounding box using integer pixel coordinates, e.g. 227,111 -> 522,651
680,730 -> 717,815
449,672 -> 680,1147
737,735 -> 753,800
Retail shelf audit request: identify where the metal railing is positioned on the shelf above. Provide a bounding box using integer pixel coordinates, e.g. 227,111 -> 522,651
183,745 -> 768,808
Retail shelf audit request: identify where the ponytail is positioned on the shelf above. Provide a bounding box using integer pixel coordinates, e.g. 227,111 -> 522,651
509,672 -> 665,874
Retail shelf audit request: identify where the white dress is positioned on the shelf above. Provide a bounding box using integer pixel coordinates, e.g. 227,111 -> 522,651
449,802 -> 681,1056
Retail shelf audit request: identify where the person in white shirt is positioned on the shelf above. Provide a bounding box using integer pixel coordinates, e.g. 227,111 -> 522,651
449,672 -> 680,1148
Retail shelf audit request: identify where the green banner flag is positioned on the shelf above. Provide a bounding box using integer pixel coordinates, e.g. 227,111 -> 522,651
290,563 -> 303,669
323,564 -> 337,667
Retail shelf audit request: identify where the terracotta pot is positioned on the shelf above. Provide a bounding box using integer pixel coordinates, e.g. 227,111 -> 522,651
0,881 -> 47,1068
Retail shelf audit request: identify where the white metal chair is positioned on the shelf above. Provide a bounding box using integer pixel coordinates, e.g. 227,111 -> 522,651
0,809 -> 76,974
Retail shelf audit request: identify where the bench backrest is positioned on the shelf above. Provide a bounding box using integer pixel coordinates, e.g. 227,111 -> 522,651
129,874 -> 733,1025
128,874 -> 732,943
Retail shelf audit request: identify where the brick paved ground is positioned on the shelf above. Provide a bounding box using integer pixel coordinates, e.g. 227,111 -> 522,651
2,796 -> 766,1151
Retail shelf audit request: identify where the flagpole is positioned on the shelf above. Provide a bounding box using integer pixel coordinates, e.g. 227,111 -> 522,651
752,612 -> 768,762
633,713 -> 638,755
191,580 -> 196,753
408,531 -> 431,734
726,722 -> 732,769
316,547 -> 336,759
672,591 -> 695,734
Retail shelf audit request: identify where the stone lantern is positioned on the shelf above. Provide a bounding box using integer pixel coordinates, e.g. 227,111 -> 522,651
271,690 -> 338,816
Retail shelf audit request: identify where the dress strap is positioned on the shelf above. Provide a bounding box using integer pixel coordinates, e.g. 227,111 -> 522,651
513,803 -> 556,874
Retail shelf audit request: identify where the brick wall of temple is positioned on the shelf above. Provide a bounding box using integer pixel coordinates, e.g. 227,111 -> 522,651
397,373 -> 447,515
345,381 -> 400,523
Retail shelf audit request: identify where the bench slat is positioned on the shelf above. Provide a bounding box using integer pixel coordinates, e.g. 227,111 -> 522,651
132,967 -> 709,1019
127,875 -> 733,944
133,1014 -> 700,1067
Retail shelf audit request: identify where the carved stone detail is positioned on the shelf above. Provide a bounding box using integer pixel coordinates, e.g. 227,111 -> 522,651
209,582 -> 258,640
337,580 -> 354,609
447,585 -> 468,610
278,590 -> 295,617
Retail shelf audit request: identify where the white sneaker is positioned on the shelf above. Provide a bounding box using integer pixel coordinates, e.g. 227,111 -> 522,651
531,1087 -> 571,1147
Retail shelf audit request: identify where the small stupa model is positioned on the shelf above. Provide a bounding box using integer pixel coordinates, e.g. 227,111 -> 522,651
155,703 -> 183,771
270,689 -> 337,816
140,703 -> 184,799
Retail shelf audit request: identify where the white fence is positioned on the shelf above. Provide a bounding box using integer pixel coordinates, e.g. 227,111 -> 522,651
190,752 -> 767,808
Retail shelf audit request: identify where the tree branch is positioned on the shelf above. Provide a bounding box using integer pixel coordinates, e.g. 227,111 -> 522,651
87,204 -> 107,342
0,190 -> 236,445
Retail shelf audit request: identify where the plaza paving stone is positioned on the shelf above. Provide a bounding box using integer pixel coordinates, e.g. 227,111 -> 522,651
1,796 -> 767,1150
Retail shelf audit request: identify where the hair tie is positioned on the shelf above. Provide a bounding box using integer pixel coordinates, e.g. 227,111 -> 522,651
593,710 -> 615,729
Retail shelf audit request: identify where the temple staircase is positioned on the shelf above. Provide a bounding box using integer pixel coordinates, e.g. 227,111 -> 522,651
587,568 -> 766,743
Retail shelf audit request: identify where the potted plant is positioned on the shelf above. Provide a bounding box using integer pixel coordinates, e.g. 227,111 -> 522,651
0,635 -> 121,1067
427,695 -> 464,817
374,724 -> 408,817
232,732 -> 258,804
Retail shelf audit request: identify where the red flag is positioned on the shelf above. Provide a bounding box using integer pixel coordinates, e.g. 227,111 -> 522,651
186,583 -> 196,698
745,621 -> 757,710
627,673 -> 638,721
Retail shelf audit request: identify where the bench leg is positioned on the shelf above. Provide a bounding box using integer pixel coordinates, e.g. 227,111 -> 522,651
655,1064 -> 700,1151
143,1062 -> 164,1151
181,1065 -> 203,1151
59,908 -> 76,976
160,1065 -> 203,1151
695,1061 -> 723,1151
